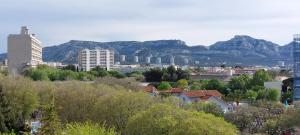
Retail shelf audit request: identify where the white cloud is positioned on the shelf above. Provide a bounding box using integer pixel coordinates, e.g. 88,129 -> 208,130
0,0 -> 300,53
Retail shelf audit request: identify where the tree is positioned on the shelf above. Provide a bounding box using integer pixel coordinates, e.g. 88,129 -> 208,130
40,102 -> 61,135
176,79 -> 188,89
126,104 -> 237,135
92,91 -> 153,133
228,75 -> 251,92
157,82 -> 172,90
0,84 -> 10,133
201,79 -> 228,95
266,89 -> 280,102
252,69 -> 271,86
0,77 -> 38,133
90,66 -> 109,77
62,64 -> 77,72
225,102 -> 284,134
189,102 -> 224,117
108,71 -> 126,79
176,68 -> 190,80
144,68 -> 163,82
228,90 -> 244,106
167,66 -> 177,81
190,85 -> 201,90
245,90 -> 258,102
61,122 -> 116,135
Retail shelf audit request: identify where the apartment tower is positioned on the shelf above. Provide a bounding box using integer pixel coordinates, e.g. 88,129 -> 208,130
7,26 -> 43,75
78,48 -> 114,71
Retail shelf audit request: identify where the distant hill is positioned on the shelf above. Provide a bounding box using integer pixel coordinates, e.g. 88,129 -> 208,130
0,35 -> 294,66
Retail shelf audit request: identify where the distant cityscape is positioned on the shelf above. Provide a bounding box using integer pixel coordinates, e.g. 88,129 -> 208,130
1,26 -> 299,134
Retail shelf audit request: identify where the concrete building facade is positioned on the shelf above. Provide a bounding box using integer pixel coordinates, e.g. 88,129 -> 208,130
7,26 -> 43,75
78,48 -> 114,71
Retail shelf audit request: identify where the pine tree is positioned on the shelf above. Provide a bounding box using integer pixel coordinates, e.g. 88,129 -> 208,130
0,83 -> 10,132
39,94 -> 61,135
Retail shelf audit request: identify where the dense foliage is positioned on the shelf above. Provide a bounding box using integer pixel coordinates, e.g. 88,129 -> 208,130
0,76 -> 237,134
24,65 -> 127,81
144,66 -> 189,82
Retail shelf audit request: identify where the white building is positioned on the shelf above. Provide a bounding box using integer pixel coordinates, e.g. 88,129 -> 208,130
170,56 -> 175,65
134,56 -> 139,63
78,48 -> 114,71
7,26 -> 43,75
121,55 -> 126,62
146,57 -> 151,64
156,57 -> 161,64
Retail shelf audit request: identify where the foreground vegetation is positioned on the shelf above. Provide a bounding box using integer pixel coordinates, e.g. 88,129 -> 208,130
0,75 -> 237,135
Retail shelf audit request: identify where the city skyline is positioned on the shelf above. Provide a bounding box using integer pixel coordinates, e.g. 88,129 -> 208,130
1,0 -> 300,53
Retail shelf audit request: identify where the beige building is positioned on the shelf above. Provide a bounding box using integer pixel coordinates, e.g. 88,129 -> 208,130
78,48 -> 114,71
7,26 -> 43,75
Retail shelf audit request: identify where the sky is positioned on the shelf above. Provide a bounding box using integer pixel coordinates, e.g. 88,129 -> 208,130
1,0 -> 300,53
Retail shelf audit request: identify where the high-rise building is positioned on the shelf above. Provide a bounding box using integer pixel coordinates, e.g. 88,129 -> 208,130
78,48 -> 114,71
121,55 -> 126,62
7,26 -> 43,75
184,58 -> 189,65
146,57 -> 151,64
293,34 -> 300,100
156,57 -> 161,64
170,56 -> 175,65
134,56 -> 139,63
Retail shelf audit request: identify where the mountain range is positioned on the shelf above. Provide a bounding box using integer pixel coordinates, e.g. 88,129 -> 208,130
0,35 -> 294,66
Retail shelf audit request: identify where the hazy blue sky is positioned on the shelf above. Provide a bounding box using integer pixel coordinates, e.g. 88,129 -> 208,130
1,0 -> 300,53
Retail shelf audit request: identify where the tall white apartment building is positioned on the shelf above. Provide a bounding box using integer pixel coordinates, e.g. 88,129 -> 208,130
78,48 -> 114,71
7,26 -> 43,75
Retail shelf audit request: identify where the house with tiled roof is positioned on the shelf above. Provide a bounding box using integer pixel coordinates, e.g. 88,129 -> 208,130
178,90 -> 231,112
142,85 -> 158,96
180,90 -> 222,102
158,88 -> 184,96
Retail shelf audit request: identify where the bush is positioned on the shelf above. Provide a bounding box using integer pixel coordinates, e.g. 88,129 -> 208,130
157,82 -> 172,90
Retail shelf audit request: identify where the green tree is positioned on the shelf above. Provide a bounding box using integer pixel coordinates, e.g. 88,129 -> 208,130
201,79 -> 228,95
157,82 -> 172,90
245,90 -> 258,102
62,64 -> 77,72
0,77 -> 38,133
108,71 -> 126,79
126,104 -> 237,135
90,66 -> 109,77
266,89 -> 280,102
228,75 -> 251,92
189,102 -> 224,117
176,68 -> 190,80
144,68 -> 163,82
92,91 -> 153,133
167,66 -> 177,81
228,90 -> 244,106
40,102 -> 61,135
0,84 -> 10,133
61,122 -> 117,135
190,85 -> 201,90
252,69 -> 271,86
176,79 -> 188,89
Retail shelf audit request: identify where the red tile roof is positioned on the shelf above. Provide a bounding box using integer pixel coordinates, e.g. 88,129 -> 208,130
143,85 -> 157,93
169,88 -> 184,93
184,90 -> 222,98
158,88 -> 184,94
